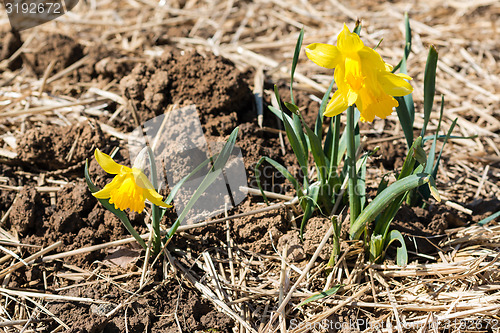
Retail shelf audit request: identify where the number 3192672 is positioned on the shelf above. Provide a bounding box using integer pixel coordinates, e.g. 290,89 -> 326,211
5,1 -> 62,14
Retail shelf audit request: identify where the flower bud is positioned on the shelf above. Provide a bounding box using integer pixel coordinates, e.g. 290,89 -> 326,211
132,146 -> 149,171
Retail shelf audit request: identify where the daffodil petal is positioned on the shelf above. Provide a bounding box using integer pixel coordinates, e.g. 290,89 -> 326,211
378,72 -> 414,96
92,173 -> 125,199
306,24 -> 413,123
131,168 -> 170,208
144,188 -> 171,208
337,24 -> 364,53
305,43 -> 341,69
324,90 -> 348,117
132,168 -> 155,190
396,72 -> 412,80
95,148 -> 123,174
93,184 -> 114,199
358,47 -> 386,72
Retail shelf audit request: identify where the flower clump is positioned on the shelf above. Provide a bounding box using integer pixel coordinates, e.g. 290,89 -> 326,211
306,24 -> 413,122
93,148 -> 169,213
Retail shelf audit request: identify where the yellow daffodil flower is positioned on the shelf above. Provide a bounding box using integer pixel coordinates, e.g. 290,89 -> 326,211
306,24 -> 413,122
93,148 -> 170,213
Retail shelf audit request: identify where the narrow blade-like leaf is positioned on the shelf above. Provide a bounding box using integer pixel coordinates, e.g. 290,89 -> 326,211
290,28 -> 304,105
421,45 -> 438,137
350,173 -> 431,240
298,285 -> 342,307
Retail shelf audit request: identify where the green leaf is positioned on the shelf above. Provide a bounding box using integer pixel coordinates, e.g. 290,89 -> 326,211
395,96 -> 414,149
255,156 -> 302,205
421,45 -> 438,137
356,152 -> 371,209
290,27 -> 304,105
403,12 -> 412,60
376,175 -> 389,196
392,13 -> 412,73
425,95 -> 445,175
281,111 -> 308,174
165,127 -> 240,240
369,234 -> 384,262
374,137 -> 425,235
328,215 -> 341,266
350,173 -> 432,240
284,102 -> 300,114
373,38 -> 383,50
386,230 -> 407,266
422,134 -> 477,142
268,105 -> 287,123
353,21 -> 362,35
274,85 -> 284,111
298,285 -> 342,307
84,159 -> 147,249
325,115 -> 341,181
300,184 -> 319,239
336,111 -> 360,166
315,77 -> 335,137
427,176 -> 441,202
478,210 -> 500,226
303,122 -> 327,184
293,113 -> 310,161
432,117 -> 457,180
269,87 -> 308,177
399,136 -> 423,180
346,106 -> 361,224
413,144 -> 427,166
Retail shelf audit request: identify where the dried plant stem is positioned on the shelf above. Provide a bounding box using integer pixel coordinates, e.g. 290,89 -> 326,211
289,285 -> 370,333
0,98 -> 107,118
173,256 -> 257,333
0,287 -> 102,303
264,223 -> 335,331
0,241 -> 62,279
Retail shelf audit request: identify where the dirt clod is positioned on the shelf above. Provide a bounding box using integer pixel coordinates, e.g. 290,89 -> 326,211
120,52 -> 252,130
9,186 -> 42,235
17,122 -> 106,170
24,34 -> 84,76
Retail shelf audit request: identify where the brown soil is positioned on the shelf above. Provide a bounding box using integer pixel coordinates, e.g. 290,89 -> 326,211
75,44 -> 138,86
119,51 -> 252,133
0,28 -> 22,70
24,34 -> 84,76
45,277 -> 234,332
16,121 -> 107,171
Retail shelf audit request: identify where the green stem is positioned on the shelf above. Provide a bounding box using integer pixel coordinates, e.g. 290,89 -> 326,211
327,216 -> 340,266
332,114 -> 341,168
152,205 -> 161,255
346,105 -> 360,225
147,147 -> 161,256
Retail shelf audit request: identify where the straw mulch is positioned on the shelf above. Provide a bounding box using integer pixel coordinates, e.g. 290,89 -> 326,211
0,0 -> 499,332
